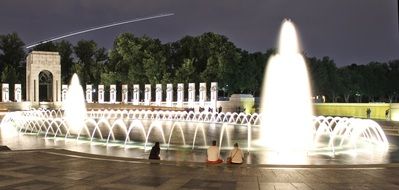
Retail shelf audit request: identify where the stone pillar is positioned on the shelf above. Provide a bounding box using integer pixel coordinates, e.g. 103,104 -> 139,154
211,82 -> 218,111
61,85 -> 68,102
199,83 -> 206,107
110,85 -> 116,103
155,84 -> 162,106
14,84 -> 21,102
177,83 -> 184,107
188,83 -> 195,107
98,85 -> 104,103
86,85 -> 92,103
26,51 -> 61,103
144,84 -> 151,106
133,84 -> 139,105
166,84 -> 173,107
122,84 -> 128,104
1,84 -> 9,102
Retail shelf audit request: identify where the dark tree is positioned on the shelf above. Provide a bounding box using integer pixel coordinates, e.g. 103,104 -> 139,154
32,42 -> 57,52
0,32 -> 26,84
308,56 -> 340,102
74,40 -> 105,85
57,41 -> 75,84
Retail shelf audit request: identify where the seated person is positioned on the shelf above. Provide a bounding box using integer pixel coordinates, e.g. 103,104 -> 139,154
149,142 -> 160,160
228,143 -> 244,164
207,140 -> 223,164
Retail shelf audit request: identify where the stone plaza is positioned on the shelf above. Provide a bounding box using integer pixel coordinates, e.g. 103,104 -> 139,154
1,149 -> 399,189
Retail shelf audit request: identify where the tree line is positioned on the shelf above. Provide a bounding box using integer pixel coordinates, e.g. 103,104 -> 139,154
0,32 -> 398,103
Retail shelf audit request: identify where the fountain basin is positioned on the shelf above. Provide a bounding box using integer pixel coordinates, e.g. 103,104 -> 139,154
0,109 -> 391,164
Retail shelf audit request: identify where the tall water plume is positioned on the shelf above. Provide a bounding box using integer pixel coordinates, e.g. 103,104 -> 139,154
259,19 -> 314,151
63,73 -> 87,135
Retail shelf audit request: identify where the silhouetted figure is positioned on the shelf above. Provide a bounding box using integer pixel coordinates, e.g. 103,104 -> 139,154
218,106 -> 222,113
149,142 -> 160,160
366,108 -> 371,119
386,109 -> 390,120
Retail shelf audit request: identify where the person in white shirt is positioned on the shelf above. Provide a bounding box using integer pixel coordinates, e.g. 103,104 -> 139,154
228,143 -> 244,164
207,140 -> 223,164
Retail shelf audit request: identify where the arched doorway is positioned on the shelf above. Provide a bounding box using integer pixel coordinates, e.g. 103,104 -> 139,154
38,70 -> 53,102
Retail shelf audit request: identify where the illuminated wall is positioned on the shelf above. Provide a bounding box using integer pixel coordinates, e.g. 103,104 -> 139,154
217,94 -> 255,114
314,103 -> 393,120
390,103 -> 399,121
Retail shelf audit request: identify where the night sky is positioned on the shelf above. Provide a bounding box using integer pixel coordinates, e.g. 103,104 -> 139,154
0,0 -> 398,67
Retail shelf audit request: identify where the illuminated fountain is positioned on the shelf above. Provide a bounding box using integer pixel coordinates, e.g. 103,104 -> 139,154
258,19 -> 389,155
0,19 -> 391,164
63,73 -> 87,135
259,20 -> 314,151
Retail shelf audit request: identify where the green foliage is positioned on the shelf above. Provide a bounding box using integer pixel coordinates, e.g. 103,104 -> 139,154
175,58 -> 196,84
169,32 -> 245,95
0,32 -> 26,84
1,65 -> 17,84
387,60 -> 399,102
309,60 -> 399,103
109,33 -> 146,84
57,41 -> 75,84
234,51 -> 262,94
33,42 -> 57,51
308,56 -> 341,102
73,40 -> 106,85
100,71 -> 119,86
1,31 -> 399,103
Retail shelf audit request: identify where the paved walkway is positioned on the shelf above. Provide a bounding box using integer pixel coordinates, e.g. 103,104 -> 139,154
0,149 -> 399,189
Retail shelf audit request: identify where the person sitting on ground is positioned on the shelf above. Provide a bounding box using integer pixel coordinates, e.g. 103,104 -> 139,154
227,143 -> 244,164
207,140 -> 223,164
149,142 -> 161,160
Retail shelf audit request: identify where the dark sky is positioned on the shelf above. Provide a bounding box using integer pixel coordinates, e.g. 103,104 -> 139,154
0,0 -> 398,67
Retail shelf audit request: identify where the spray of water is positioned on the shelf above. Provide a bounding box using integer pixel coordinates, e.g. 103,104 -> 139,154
259,19 -> 314,151
63,73 -> 87,135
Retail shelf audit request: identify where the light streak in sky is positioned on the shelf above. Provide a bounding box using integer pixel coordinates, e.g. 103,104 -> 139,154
26,13 -> 174,49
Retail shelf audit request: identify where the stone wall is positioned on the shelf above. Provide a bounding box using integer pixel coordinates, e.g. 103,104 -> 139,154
217,94 -> 255,113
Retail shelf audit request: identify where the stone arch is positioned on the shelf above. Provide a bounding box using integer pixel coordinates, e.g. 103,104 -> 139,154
38,70 -> 53,102
26,51 -> 61,103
